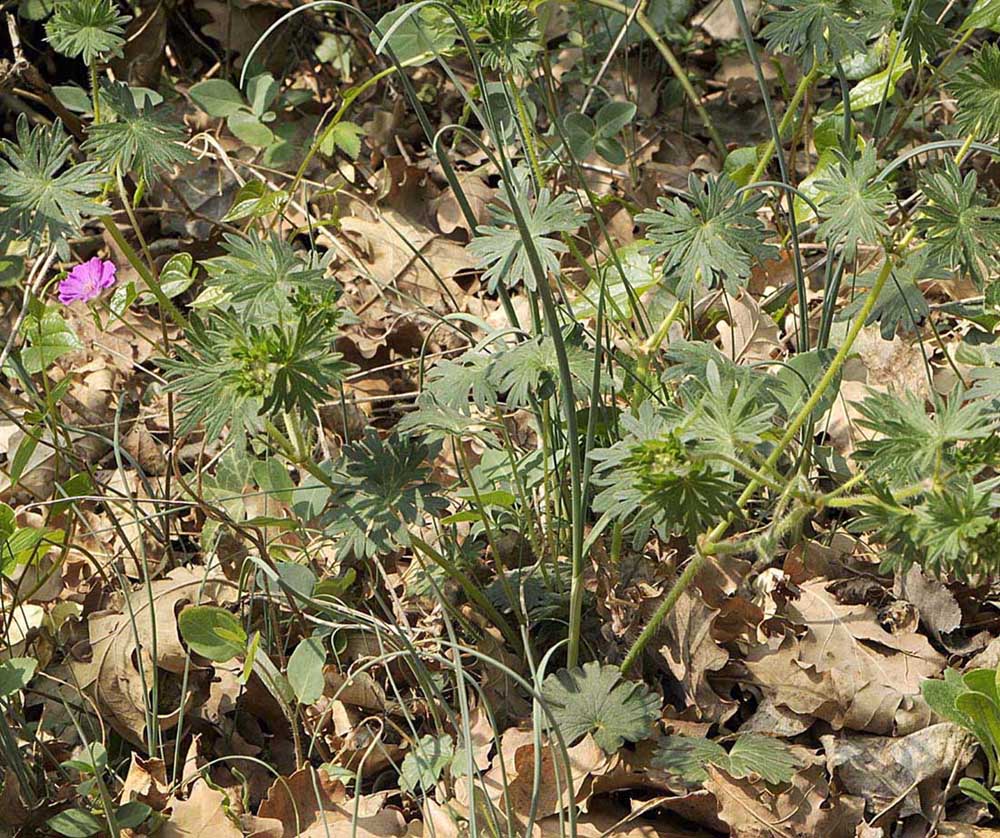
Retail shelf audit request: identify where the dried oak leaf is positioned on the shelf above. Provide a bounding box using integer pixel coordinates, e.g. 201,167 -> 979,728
704,764 -> 864,838
258,766 -> 404,838
160,780 -> 242,838
658,587 -> 735,723
787,580 -> 945,733
70,567 -> 231,745
821,723 -> 975,818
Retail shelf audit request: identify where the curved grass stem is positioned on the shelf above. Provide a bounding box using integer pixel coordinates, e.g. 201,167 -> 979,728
582,0 -> 728,160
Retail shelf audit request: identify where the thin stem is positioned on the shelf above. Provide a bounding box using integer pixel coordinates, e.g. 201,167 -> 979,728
100,217 -> 188,330
620,238 -> 901,674
747,65 -> 819,187
583,0 -> 727,160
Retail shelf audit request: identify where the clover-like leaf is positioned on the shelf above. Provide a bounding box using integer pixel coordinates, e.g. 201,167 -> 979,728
654,734 -> 801,786
177,605 -> 247,662
541,661 -> 660,753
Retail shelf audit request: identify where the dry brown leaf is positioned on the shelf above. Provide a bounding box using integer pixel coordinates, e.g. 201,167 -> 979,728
821,723 -> 975,818
161,780 -> 242,838
704,764 -> 864,838
894,565 -> 962,636
120,753 -> 171,811
715,293 -> 781,364
433,174 -> 495,238
658,586 -> 735,723
787,580 -> 945,733
257,766 -> 402,838
70,567 -> 230,744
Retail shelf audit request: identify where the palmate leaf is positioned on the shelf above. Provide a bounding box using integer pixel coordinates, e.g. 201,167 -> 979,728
488,333 -> 593,407
0,116 -> 104,255
468,186 -> 585,292
202,232 -> 334,326
816,146 -> 894,260
654,734 -> 802,786
541,662 -> 660,754
45,0 -> 130,63
423,350 -> 497,413
949,42 -> 1000,141
761,0 -> 873,70
853,389 -> 997,482
83,82 -> 192,184
836,254 -> 946,338
161,312 -> 351,439
636,173 -> 776,299
916,159 -> 1000,288
323,430 -> 446,560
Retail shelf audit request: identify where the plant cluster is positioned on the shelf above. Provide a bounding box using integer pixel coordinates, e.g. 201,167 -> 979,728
4,0 -> 1000,834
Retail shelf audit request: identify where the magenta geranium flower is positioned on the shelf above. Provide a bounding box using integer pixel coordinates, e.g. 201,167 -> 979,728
58,257 -> 117,305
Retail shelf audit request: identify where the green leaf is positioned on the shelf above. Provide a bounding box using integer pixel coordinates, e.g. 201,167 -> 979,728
726,735 -> 802,784
400,733 -> 453,793
761,0 -> 874,70
371,2 -> 457,66
949,43 -> 1000,141
595,101 -> 636,137
178,605 -> 247,662
923,669 -> 973,728
0,254 -> 25,287
836,255 -> 942,339
320,121 -> 365,159
468,185 -> 585,292
836,50 -> 909,112
0,116 -> 105,253
916,158 -> 1000,287
0,656 -> 37,698
816,145 -> 893,259
653,736 -> 726,783
84,81 -> 192,184
637,173 -> 777,298
227,112 -> 274,147
114,802 -> 152,830
45,0 -> 130,63
62,742 -> 107,774
655,734 -> 801,786
224,179 -> 287,221
540,661 -> 660,753
774,348 -> 839,418
47,809 -> 103,838
959,778 -> 1000,810
153,253 -> 196,300
246,73 -> 279,117
19,306 -> 83,374
287,636 -> 326,705
964,0 -> 1000,32
53,85 -> 93,114
189,79 -> 246,118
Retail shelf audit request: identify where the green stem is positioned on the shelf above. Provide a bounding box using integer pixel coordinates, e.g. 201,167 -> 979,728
100,216 -> 188,330
748,64 -> 820,187
582,0 -> 727,160
633,298 -> 684,403
620,241 -> 901,674
90,60 -> 100,124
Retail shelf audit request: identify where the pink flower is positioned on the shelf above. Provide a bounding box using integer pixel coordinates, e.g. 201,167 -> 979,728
58,257 -> 117,304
